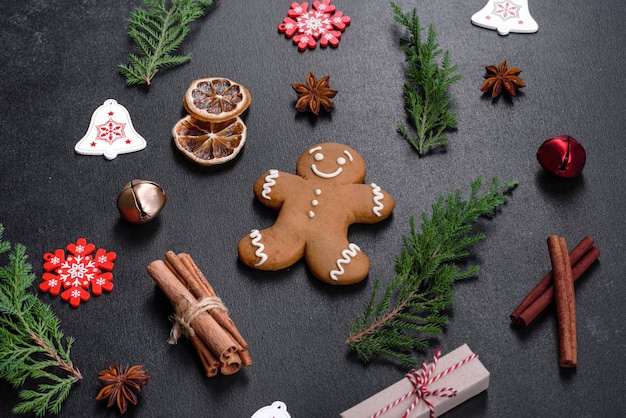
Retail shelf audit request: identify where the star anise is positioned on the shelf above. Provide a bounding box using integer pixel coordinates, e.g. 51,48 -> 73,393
96,364 -> 150,414
480,61 -> 525,98
291,72 -> 338,115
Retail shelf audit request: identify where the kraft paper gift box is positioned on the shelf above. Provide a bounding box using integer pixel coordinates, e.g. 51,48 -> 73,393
340,344 -> 489,418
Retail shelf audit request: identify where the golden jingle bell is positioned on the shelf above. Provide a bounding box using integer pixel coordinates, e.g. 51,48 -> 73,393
117,180 -> 167,223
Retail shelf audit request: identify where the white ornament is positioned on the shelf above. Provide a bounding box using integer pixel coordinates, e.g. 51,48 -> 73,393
74,99 -> 147,160
251,401 -> 291,418
471,0 -> 538,35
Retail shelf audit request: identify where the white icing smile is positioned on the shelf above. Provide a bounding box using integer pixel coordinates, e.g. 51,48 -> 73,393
312,164 -> 342,178
309,147 -> 353,179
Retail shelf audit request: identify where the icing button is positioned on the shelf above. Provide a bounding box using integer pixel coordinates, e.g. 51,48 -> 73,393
315,189 -> 322,196
311,199 -> 319,206
308,211 -> 315,218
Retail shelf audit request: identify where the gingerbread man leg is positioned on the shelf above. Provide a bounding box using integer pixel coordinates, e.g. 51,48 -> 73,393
304,237 -> 371,285
238,226 -> 306,271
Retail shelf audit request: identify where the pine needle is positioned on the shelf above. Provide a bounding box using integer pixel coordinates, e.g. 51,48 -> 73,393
0,225 -> 82,416
119,0 -> 214,86
391,2 -> 461,156
347,177 -> 518,367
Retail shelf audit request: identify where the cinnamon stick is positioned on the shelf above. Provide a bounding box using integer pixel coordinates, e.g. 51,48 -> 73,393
511,236 -> 599,326
147,260 -> 242,372
172,252 -> 252,367
547,236 -> 577,368
191,336 -> 220,377
164,251 -> 206,297
183,253 -> 252,367
161,256 -> 223,376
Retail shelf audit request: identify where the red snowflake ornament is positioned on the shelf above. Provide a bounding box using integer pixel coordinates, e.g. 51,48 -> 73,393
278,1 -> 351,51
40,238 -> 116,308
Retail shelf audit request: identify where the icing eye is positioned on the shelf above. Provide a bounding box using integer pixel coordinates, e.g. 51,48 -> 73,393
314,153 -> 324,161
336,157 -> 346,166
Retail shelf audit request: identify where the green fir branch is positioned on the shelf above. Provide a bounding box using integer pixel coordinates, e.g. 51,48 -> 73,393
0,225 -> 82,416
391,2 -> 461,156
119,0 -> 214,86
347,177 -> 517,367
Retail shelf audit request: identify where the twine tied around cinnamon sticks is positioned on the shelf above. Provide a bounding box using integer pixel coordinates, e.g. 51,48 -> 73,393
169,295 -> 228,344
147,251 -> 252,377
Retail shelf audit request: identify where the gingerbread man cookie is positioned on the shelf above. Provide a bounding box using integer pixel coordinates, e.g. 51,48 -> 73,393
238,143 -> 394,285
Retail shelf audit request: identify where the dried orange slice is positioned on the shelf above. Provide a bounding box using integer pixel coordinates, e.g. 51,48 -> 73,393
173,115 -> 247,166
183,77 -> 251,122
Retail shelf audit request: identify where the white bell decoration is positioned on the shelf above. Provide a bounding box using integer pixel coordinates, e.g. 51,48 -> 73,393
251,401 -> 291,418
75,99 -> 147,160
471,0 -> 538,35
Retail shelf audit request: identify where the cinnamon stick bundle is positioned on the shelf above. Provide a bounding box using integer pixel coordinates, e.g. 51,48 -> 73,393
165,251 -> 252,368
547,235 -> 577,368
510,236 -> 599,327
147,253 -> 251,377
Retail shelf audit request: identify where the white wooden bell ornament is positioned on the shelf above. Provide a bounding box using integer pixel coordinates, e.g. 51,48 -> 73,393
74,99 -> 147,160
251,401 -> 291,418
471,0 -> 538,35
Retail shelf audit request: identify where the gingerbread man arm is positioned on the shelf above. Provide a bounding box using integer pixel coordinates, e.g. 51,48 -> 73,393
239,170 -> 308,271
238,226 -> 306,271
347,183 -> 395,224
252,170 -> 301,210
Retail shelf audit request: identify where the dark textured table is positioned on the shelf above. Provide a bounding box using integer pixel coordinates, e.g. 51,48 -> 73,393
1,1 -> 625,417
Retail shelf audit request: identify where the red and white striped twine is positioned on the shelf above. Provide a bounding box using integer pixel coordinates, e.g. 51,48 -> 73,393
369,349 -> 478,418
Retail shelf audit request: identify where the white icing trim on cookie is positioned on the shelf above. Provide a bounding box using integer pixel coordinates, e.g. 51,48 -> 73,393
261,169 -> 279,200
329,243 -> 361,281
370,183 -> 384,217
249,229 -> 268,266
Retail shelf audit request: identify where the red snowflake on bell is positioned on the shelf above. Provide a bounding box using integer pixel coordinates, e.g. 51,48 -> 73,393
278,0 -> 351,51
40,238 -> 116,307
96,118 -> 126,144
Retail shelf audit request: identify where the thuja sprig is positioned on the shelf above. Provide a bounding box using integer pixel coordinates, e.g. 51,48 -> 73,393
347,177 -> 517,367
0,225 -> 82,416
391,2 -> 461,156
119,0 -> 214,86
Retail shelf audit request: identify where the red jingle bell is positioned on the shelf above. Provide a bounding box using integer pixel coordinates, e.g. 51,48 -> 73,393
536,135 -> 586,178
